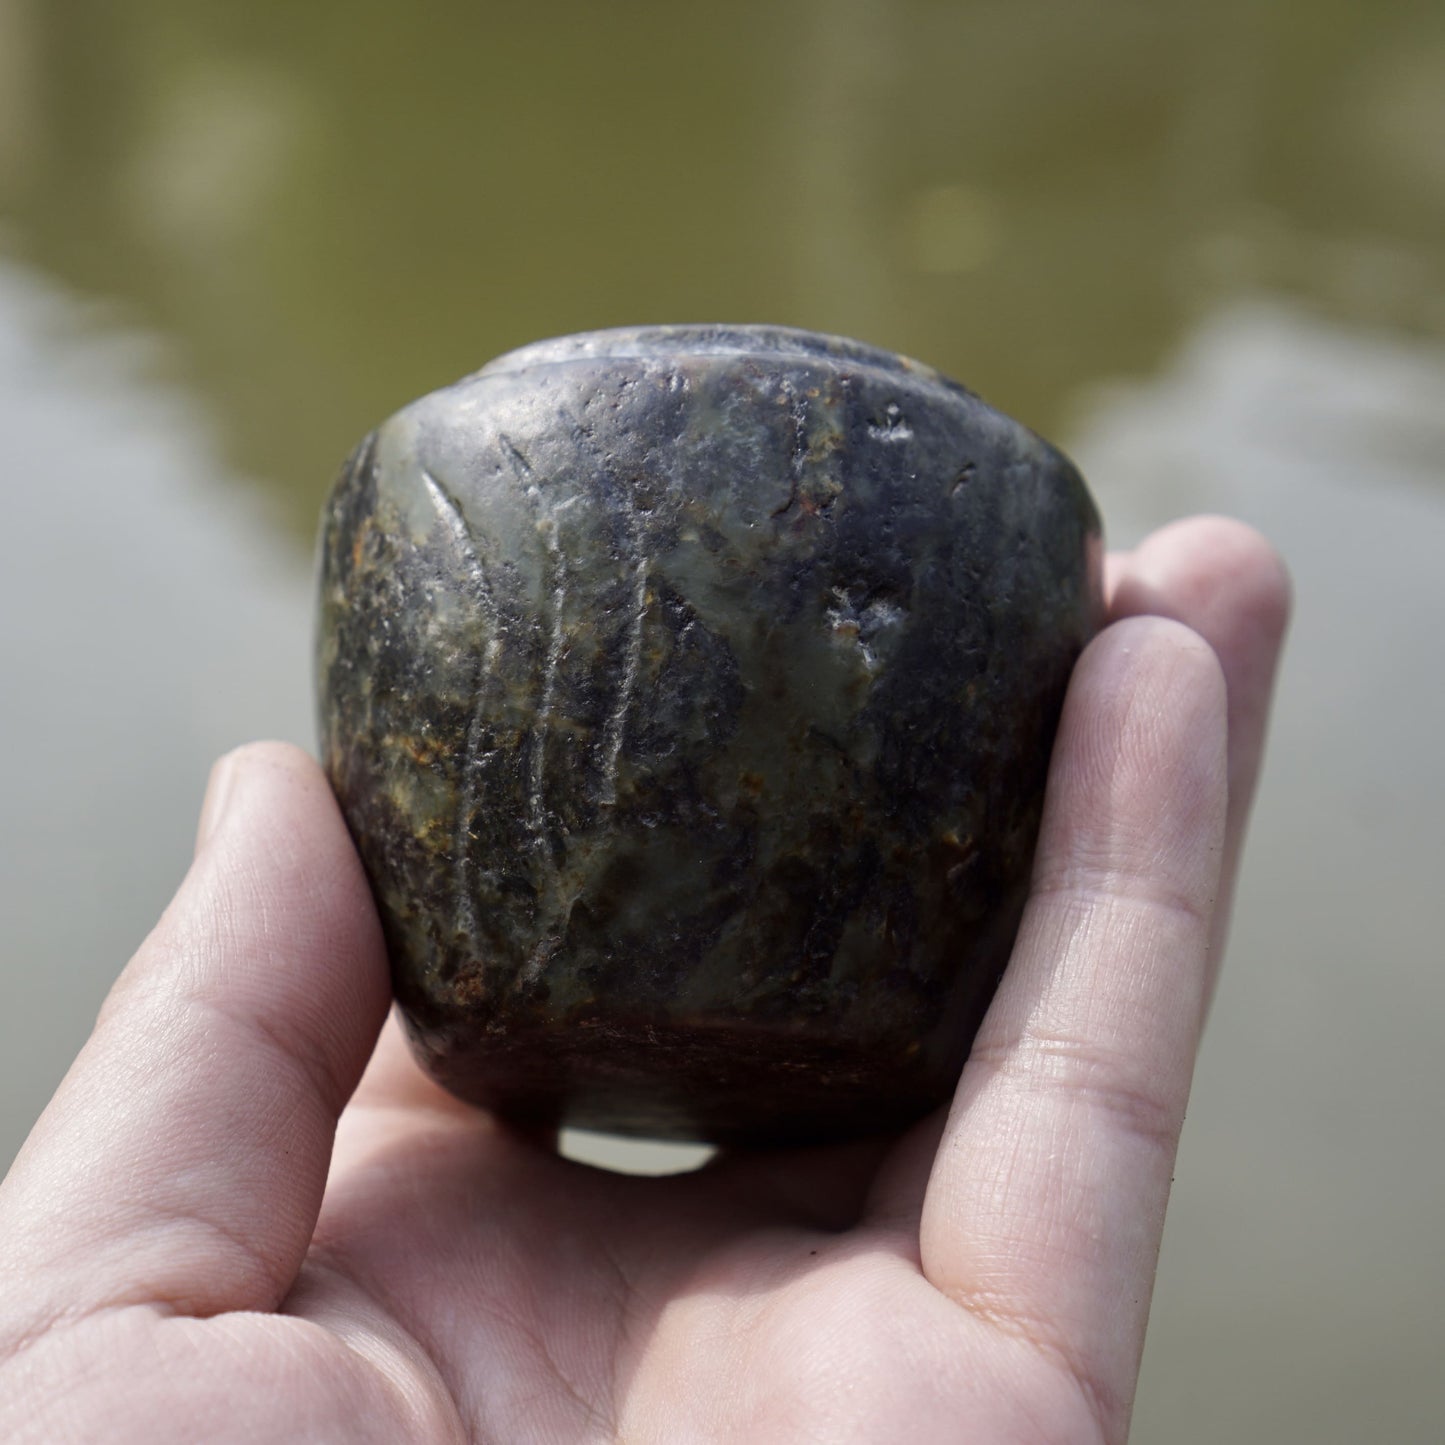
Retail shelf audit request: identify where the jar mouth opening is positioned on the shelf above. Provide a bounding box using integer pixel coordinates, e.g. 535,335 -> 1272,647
472,324 -> 971,397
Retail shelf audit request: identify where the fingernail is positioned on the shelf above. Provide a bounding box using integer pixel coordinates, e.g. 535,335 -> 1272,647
195,752 -> 240,854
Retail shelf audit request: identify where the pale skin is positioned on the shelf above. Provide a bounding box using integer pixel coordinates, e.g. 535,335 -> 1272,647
0,516 -> 1289,1444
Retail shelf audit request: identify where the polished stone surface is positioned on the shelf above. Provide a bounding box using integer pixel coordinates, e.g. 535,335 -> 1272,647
316,325 -> 1102,1142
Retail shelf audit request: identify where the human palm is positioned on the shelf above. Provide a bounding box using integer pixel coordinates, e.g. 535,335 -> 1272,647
0,518 -> 1288,1444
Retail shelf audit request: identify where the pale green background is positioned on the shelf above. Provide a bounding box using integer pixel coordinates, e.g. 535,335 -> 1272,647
2,2 -> 1443,1439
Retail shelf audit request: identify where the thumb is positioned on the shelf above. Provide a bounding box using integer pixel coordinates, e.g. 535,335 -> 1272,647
0,743 -> 390,1343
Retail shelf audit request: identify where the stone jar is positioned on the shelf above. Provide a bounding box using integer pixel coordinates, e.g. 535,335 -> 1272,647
316,325 -> 1103,1145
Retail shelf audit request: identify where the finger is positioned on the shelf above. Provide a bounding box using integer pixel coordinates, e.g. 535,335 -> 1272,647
0,743 -> 391,1343
1106,515 -> 1290,991
919,617 -> 1227,1438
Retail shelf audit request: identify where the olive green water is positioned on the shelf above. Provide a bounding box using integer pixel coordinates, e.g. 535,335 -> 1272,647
2,2 -> 1444,1440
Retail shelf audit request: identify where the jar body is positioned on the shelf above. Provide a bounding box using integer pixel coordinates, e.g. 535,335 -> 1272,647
316,326 -> 1103,1144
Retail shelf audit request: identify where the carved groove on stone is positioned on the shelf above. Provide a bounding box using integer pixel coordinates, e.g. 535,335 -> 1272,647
498,431 -> 567,848
421,466 -> 496,944
599,498 -> 648,806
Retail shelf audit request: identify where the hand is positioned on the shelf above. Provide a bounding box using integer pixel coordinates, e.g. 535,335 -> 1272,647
0,516 -> 1288,1444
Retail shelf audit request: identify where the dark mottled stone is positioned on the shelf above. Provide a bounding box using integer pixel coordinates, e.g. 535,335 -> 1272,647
315,325 -> 1104,1144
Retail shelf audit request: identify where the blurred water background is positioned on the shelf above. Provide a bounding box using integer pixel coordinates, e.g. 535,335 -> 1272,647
2,2 -> 1443,1439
